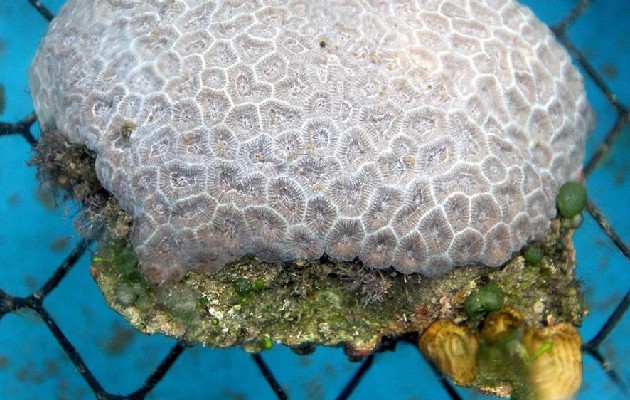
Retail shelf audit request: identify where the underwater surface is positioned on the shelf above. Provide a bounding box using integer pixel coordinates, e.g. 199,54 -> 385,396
0,0 -> 628,399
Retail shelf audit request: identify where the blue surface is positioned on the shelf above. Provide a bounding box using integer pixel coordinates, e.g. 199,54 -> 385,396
0,1 -> 628,399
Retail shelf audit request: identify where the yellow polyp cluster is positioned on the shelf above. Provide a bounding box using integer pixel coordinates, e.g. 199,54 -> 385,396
418,308 -> 583,399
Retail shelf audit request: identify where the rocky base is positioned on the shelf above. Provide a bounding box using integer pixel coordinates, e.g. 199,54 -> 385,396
90,217 -> 584,357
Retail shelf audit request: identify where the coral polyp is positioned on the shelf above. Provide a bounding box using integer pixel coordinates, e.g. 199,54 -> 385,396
523,323 -> 582,400
419,319 -> 480,385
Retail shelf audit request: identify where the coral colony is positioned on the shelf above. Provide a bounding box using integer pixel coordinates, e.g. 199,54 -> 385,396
30,0 -> 591,283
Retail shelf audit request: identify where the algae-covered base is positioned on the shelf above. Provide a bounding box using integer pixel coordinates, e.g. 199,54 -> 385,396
32,130 -> 586,397
91,216 -> 585,358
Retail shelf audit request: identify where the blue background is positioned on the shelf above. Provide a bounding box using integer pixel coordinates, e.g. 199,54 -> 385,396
1,1 -> 628,399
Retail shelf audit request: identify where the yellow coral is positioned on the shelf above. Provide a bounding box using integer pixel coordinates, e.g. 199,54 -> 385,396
480,306 -> 524,343
418,320 -> 479,385
523,323 -> 582,400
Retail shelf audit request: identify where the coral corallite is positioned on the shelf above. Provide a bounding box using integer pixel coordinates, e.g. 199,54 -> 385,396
29,0 -> 593,283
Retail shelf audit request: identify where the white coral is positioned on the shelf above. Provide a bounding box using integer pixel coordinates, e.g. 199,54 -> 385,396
29,0 -> 592,283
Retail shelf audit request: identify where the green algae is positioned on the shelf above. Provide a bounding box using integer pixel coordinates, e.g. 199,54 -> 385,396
556,182 -> 587,219
91,215 -> 585,355
463,282 -> 504,320
522,243 -> 544,265
233,277 -> 253,296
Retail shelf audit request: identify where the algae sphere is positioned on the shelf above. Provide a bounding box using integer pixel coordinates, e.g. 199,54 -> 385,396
523,243 -> 544,265
556,182 -> 587,219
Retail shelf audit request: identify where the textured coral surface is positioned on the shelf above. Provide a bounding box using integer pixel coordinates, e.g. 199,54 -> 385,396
29,0 -> 592,282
